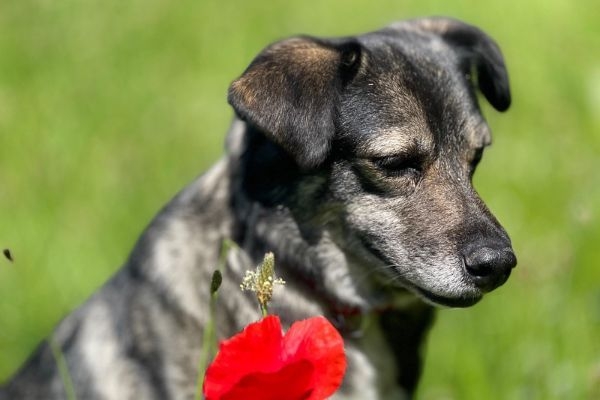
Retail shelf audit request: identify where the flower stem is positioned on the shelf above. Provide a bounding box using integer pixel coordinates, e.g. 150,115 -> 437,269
260,303 -> 269,318
49,335 -> 77,400
195,238 -> 235,400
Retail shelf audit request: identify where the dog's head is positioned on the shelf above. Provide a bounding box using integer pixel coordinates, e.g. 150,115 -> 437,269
228,17 -> 516,307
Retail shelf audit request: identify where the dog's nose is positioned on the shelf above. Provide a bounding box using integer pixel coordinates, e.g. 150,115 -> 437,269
463,246 -> 517,292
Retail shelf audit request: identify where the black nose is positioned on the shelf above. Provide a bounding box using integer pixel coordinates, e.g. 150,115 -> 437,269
463,246 -> 517,292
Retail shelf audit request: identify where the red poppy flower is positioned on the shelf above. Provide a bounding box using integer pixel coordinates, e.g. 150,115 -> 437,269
203,315 -> 346,400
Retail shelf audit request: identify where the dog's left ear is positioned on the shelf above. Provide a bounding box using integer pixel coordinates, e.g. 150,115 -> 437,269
228,37 -> 360,169
408,17 -> 511,112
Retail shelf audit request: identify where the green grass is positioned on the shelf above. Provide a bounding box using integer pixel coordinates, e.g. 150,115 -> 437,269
1,0 -> 599,398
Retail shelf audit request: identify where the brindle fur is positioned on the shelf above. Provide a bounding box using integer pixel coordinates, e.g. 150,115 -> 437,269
2,17 -> 516,400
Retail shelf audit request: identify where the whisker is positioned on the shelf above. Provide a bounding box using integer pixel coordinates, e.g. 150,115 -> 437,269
351,263 -> 402,284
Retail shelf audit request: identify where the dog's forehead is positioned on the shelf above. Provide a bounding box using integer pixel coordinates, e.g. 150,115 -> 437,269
358,25 -> 457,70
339,27 -> 489,154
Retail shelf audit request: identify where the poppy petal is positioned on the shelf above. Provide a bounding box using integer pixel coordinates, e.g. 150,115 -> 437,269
283,316 -> 347,400
222,359 -> 314,400
203,315 -> 347,400
203,315 -> 284,399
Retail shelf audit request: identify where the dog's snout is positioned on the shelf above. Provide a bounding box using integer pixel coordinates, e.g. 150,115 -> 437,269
463,246 -> 517,292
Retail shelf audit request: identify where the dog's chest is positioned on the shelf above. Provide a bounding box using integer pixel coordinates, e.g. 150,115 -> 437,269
334,315 -> 408,400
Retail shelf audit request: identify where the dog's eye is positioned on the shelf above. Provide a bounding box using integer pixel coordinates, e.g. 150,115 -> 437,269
372,155 -> 422,178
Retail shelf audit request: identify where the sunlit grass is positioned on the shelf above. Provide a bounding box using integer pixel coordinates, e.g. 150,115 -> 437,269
1,1 -> 598,398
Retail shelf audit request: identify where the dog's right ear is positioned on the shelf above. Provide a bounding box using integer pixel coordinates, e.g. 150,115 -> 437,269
228,37 -> 361,169
406,17 -> 511,112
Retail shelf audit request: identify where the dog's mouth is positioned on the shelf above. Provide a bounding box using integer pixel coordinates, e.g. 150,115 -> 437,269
414,287 -> 482,308
358,235 -> 483,308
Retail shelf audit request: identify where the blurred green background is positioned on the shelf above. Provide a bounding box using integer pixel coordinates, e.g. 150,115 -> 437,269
0,0 -> 598,398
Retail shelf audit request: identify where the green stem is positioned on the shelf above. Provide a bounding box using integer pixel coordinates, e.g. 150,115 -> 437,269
260,302 -> 269,318
49,335 -> 77,400
196,296 -> 217,400
195,238 -> 234,400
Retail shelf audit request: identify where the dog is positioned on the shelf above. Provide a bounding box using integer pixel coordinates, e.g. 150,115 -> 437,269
2,17 -> 516,399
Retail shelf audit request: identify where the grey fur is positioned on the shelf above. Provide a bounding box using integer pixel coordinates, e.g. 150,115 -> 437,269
2,17 -> 515,400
